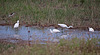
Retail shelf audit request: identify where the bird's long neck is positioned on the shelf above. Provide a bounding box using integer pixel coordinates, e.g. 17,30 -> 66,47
66,26 -> 73,28
50,29 -> 53,33
17,22 -> 19,24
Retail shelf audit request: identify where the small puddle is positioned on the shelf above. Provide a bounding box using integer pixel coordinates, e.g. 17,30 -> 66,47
0,25 -> 100,44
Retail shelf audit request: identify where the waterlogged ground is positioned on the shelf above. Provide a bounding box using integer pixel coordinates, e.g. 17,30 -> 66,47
0,25 -> 100,44
0,25 -> 100,55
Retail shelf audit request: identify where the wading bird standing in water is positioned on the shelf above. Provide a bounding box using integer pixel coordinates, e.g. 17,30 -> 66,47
58,24 -> 73,28
50,29 -> 60,37
50,29 -> 60,33
89,27 -> 94,32
14,20 -> 19,28
58,24 -> 73,32
88,27 -> 94,40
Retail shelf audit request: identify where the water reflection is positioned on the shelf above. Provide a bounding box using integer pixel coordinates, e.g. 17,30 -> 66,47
0,25 -> 100,43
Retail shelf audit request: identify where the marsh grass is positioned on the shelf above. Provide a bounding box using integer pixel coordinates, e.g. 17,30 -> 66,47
0,37 -> 100,55
0,0 -> 100,27
0,41 -> 16,53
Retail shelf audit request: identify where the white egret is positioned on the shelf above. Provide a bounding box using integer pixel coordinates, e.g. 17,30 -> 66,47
58,24 -> 73,33
50,29 -> 60,33
89,27 -> 94,32
58,24 -> 68,28
14,20 -> 19,28
50,29 -> 60,37
58,24 -> 73,28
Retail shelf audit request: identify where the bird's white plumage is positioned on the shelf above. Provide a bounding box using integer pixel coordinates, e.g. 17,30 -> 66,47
58,24 -> 68,28
14,20 -> 19,28
58,24 -> 73,28
89,27 -> 94,32
50,29 -> 60,33
68,26 -> 73,28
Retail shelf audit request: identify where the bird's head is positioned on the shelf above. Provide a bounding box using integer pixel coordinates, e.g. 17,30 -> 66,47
17,20 -> 19,23
50,29 -> 53,33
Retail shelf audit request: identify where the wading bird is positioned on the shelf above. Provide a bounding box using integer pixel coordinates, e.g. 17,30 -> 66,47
9,13 -> 15,17
14,20 -> 19,28
58,24 -> 73,33
89,27 -> 94,32
50,29 -> 60,33
58,24 -> 73,28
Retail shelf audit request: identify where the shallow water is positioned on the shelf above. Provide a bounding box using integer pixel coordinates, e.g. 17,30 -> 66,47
0,25 -> 100,44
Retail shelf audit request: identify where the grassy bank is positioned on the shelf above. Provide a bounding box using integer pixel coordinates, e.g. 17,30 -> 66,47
0,0 -> 100,27
0,37 -> 100,55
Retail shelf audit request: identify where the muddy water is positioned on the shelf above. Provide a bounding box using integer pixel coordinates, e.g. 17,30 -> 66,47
0,25 -> 100,44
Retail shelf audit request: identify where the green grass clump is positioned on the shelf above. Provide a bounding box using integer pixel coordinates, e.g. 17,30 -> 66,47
0,42 -> 16,53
